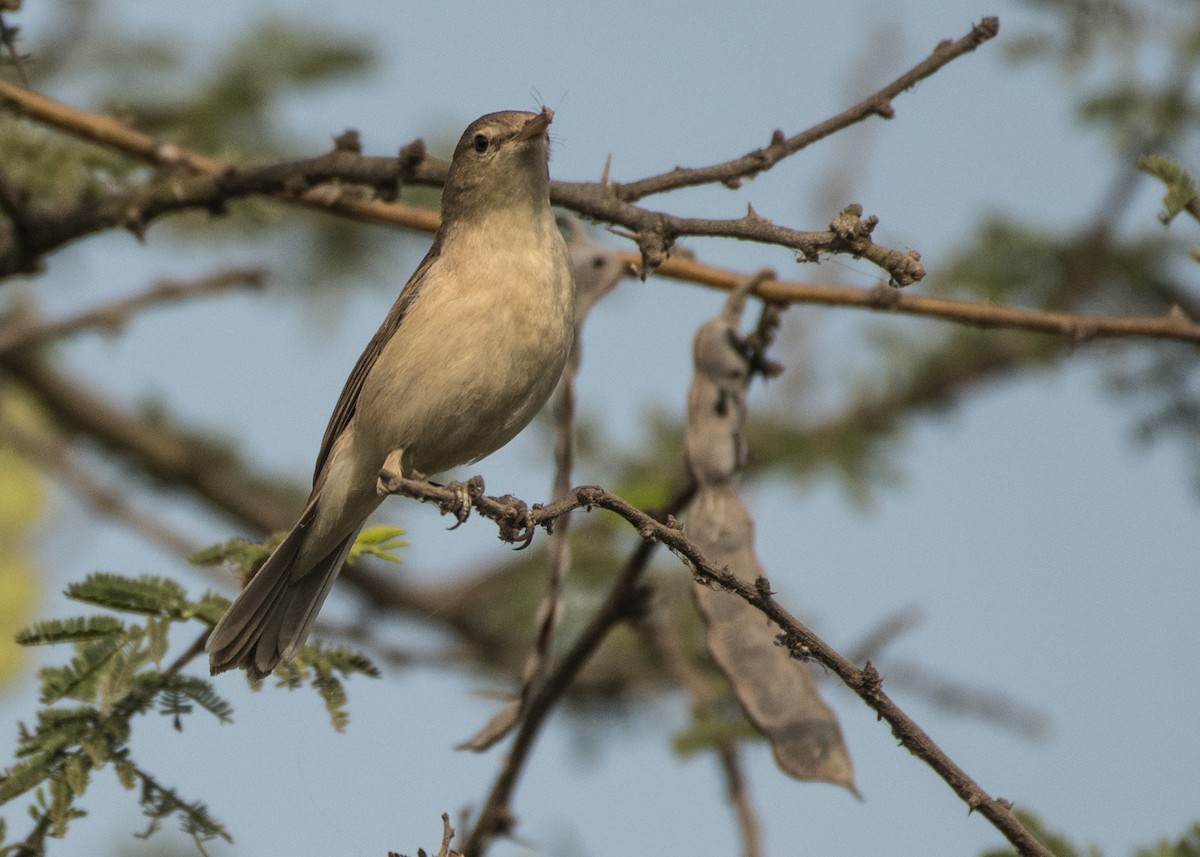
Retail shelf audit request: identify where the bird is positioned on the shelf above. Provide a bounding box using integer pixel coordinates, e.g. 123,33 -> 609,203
207,108 -> 575,679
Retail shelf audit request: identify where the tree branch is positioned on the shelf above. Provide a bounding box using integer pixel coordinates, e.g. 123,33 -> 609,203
0,348 -> 301,533
0,407 -> 201,560
0,266 -> 266,354
647,251 -> 1200,346
610,17 -> 1001,201
6,75 -> 1200,345
380,475 -> 1053,857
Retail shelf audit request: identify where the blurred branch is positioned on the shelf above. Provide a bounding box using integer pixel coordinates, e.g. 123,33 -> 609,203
0,163 -> 36,274
0,77 -> 441,248
0,347 -> 300,533
460,228 -> 628,752
0,346 -> 654,689
650,610 -> 763,857
611,17 -> 1000,201
380,474 -> 1053,857
460,484 -> 693,857
0,265 -> 266,353
0,406 -> 200,559
882,660 -> 1051,743
0,9 -> 29,86
842,607 -> 924,664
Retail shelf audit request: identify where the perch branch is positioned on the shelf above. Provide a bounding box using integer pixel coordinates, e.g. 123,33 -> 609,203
5,75 -> 1200,343
380,475 -> 1052,857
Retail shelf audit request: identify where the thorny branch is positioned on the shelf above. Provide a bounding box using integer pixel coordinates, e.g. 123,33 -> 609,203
609,17 -> 1001,201
378,474 -> 1053,857
4,73 -> 1199,345
0,82 -> 920,285
0,23 -> 960,290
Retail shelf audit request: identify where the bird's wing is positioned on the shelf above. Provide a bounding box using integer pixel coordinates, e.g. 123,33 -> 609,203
311,238 -> 442,485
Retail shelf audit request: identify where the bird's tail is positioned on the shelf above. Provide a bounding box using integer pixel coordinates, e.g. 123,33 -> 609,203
206,498 -> 357,679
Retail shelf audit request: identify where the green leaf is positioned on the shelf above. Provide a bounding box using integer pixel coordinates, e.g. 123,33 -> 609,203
1138,153 -> 1197,225
64,574 -> 188,618
25,707 -> 98,754
0,753 -> 53,803
145,619 -> 170,665
979,809 -> 1087,857
160,676 -> 233,724
15,616 -> 125,647
1133,822 -> 1200,857
38,636 -> 126,705
272,642 -> 379,731
113,757 -> 137,791
47,775 -> 73,837
187,592 -> 231,626
188,537 -> 271,575
134,774 -> 231,844
62,756 -> 89,797
671,712 -> 760,758
348,525 -> 408,564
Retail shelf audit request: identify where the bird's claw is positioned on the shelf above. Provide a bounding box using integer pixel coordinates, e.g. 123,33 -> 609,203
443,479 -> 475,530
496,496 -> 536,549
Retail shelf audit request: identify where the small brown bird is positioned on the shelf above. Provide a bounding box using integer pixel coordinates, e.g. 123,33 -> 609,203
207,108 -> 575,678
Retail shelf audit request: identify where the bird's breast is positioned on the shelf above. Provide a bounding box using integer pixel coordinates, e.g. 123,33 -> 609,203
354,218 -> 574,477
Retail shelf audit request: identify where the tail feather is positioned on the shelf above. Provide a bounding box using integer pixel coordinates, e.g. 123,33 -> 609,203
207,499 -> 357,679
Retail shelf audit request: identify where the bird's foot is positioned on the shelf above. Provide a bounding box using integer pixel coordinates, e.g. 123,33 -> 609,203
496,494 -> 536,549
441,476 -> 481,529
376,448 -> 407,495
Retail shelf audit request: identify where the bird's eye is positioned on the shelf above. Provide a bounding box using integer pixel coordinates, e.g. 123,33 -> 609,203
473,134 -> 489,154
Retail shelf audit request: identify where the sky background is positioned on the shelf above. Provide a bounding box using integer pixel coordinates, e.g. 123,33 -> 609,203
2,1 -> 1198,856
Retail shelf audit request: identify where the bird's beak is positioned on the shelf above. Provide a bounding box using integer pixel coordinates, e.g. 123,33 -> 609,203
515,107 -> 554,143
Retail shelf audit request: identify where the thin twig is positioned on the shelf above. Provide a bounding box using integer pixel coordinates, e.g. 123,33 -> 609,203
0,266 -> 267,354
612,18 -> 1000,201
382,476 -> 1052,857
716,744 -> 764,857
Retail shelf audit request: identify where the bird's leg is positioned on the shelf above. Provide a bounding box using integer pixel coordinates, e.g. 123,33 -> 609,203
376,447 -> 407,495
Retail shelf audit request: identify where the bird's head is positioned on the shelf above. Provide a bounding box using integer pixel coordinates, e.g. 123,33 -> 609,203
440,108 -> 555,221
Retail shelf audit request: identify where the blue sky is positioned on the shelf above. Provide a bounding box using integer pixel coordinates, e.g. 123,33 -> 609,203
2,1 -> 1198,856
